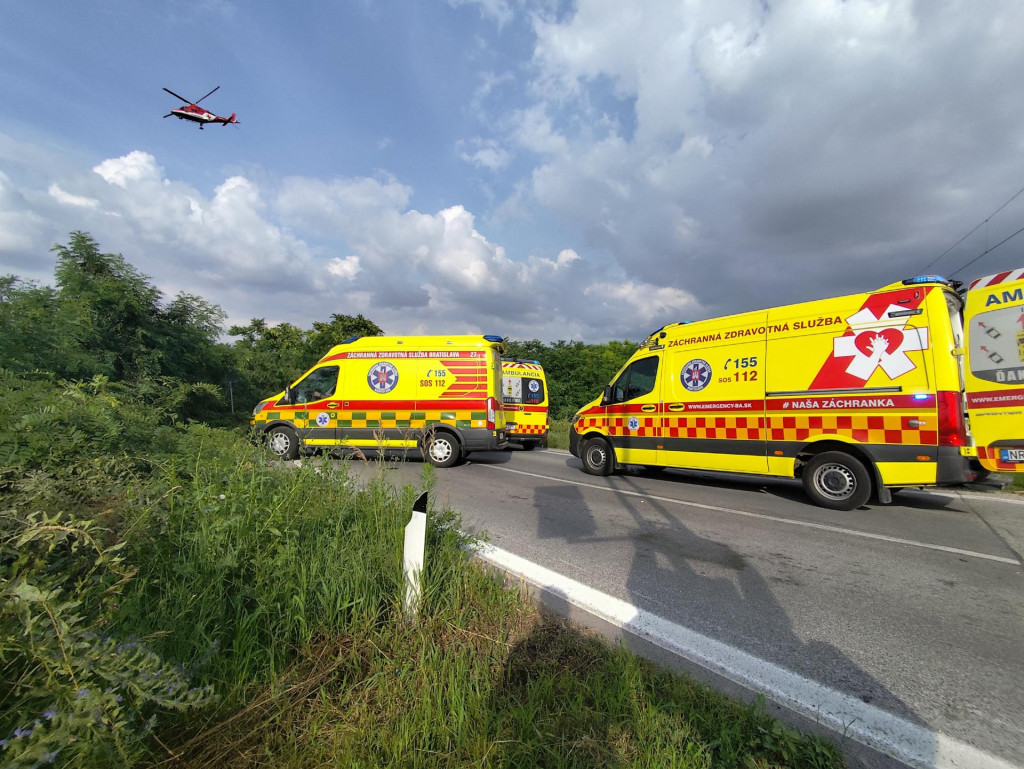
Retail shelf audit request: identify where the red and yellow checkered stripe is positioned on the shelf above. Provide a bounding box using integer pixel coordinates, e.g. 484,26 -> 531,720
509,423 -> 549,435
577,410 -> 938,446
978,445 -> 1021,471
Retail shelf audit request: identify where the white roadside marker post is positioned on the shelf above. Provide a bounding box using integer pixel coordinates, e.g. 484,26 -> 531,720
403,491 -> 428,623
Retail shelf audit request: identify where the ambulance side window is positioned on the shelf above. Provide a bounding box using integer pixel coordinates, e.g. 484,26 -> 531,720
608,357 -> 659,404
292,366 -> 339,403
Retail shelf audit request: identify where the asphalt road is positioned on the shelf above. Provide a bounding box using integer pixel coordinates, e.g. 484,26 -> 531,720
338,448 -> 1024,767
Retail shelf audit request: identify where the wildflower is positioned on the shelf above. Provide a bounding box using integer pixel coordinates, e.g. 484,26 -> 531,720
12,726 -> 32,739
75,688 -> 89,699
218,494 -> 226,500
42,707 -> 57,720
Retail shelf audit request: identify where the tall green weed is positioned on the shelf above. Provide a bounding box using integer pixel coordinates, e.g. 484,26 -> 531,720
0,372 -> 222,766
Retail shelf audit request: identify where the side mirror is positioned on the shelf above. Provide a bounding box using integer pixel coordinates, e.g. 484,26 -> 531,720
284,385 -> 293,405
602,385 -> 613,405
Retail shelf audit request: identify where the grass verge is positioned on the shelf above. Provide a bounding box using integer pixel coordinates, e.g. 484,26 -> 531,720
545,419 -> 571,450
2,393 -> 845,767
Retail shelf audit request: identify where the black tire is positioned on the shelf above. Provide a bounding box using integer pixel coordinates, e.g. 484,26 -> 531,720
423,431 -> 461,468
521,440 -> 537,451
802,451 -> 872,511
581,437 -> 614,476
266,425 -> 299,461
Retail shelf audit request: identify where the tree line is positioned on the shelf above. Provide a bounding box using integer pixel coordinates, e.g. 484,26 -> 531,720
0,232 -> 638,422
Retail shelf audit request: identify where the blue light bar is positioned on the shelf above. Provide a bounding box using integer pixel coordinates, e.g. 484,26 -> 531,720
912,393 -> 930,400
902,275 -> 948,285
483,334 -> 505,343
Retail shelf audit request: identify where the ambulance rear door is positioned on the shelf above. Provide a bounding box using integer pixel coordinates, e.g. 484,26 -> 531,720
963,268 -> 1024,472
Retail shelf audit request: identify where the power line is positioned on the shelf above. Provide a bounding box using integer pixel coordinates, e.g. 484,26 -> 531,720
920,181 -> 1024,273
948,222 -> 1024,278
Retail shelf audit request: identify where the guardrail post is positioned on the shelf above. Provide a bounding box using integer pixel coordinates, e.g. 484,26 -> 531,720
403,491 -> 428,623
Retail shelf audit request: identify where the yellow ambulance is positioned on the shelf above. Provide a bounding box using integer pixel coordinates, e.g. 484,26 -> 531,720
251,334 -> 508,466
501,359 -> 549,449
569,270 -> 1024,510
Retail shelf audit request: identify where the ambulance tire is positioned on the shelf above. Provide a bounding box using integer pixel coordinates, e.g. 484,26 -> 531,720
803,451 -> 872,511
581,437 -> 614,476
521,441 -> 537,451
423,431 -> 461,468
266,425 -> 299,461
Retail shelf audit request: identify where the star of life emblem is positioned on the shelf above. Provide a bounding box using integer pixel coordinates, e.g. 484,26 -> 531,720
681,359 -> 712,392
315,412 -> 331,427
834,305 -> 929,380
367,361 -> 399,393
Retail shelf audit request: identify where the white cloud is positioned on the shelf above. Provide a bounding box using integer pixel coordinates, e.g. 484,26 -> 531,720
327,255 -> 361,280
447,0 -> 513,27
93,151 -> 162,188
48,184 -> 100,209
510,0 -> 1024,315
1,145 -> 673,342
458,137 -> 512,171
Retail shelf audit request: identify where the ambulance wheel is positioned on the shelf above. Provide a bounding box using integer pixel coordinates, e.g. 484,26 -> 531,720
424,431 -> 460,468
803,451 -> 871,511
581,437 -> 614,476
521,441 -> 537,451
266,426 -> 299,461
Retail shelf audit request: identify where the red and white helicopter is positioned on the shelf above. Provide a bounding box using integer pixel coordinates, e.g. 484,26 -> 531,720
163,86 -> 238,129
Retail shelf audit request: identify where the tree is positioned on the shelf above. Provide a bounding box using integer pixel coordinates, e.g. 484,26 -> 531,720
0,277 -> 64,374
304,313 -> 383,360
52,231 -> 163,381
504,338 -> 637,420
228,319 -> 312,408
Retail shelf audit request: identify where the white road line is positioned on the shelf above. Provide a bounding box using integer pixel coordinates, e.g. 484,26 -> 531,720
475,464 -> 1020,566
477,543 -> 1020,769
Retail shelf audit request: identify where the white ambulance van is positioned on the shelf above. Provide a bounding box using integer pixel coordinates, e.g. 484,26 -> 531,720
569,271 -> 1024,510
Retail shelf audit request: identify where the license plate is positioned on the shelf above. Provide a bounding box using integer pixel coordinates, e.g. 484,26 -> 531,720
1000,449 -> 1024,463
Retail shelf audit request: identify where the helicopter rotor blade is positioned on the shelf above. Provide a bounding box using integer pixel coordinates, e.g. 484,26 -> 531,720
163,87 -> 192,104
194,85 -> 220,105
163,113 -> 173,118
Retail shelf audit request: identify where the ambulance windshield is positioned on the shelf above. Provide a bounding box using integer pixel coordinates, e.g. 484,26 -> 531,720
607,357 -> 658,404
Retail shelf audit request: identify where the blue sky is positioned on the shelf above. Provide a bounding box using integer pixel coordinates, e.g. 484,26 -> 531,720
3,0 -> 1024,342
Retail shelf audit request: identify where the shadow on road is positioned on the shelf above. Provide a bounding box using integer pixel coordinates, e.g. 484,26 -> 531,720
528,474 -> 934,766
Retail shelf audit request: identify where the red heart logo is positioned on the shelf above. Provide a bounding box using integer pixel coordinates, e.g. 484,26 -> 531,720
854,328 -> 904,357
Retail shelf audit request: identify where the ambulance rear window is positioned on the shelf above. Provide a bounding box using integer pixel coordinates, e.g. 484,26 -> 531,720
968,306 -> 1024,385
502,374 -> 545,404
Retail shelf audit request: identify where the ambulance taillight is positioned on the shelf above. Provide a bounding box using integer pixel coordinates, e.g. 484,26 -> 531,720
936,391 -> 968,447
486,397 -> 498,430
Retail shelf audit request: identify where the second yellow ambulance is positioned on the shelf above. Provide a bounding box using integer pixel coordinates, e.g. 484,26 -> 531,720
501,359 -> 549,449
570,270 -> 1024,510
252,334 -> 508,466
